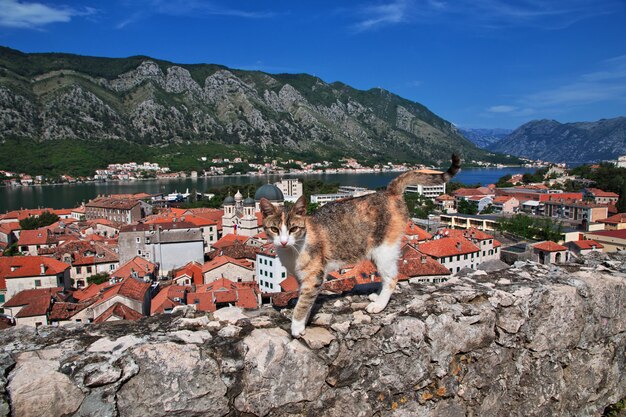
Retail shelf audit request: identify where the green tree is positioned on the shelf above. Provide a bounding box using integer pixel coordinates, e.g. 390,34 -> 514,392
87,272 -> 110,285
19,211 -> 59,230
617,182 -> 626,213
457,199 -> 478,215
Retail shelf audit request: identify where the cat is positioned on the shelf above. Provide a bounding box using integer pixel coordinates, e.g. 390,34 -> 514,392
260,154 -> 461,337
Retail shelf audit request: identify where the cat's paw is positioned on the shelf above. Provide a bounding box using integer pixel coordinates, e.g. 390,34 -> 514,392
291,318 -> 306,338
368,293 -> 379,302
366,300 -> 387,314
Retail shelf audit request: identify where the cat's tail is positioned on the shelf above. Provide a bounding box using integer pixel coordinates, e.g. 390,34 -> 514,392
387,154 -> 461,195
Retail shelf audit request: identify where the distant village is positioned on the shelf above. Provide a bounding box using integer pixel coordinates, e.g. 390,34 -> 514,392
1,159 -> 626,329
0,154 -> 554,186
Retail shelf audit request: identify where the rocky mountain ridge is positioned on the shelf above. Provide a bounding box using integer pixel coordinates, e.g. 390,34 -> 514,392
1,252 -> 625,416
0,46 -> 505,171
489,117 -> 626,163
459,127 -> 512,149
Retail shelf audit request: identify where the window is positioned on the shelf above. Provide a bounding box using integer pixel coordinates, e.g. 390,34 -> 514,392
457,255 -> 460,261
269,272 -> 273,278
35,279 -> 41,287
270,283 -> 273,289
136,237 -> 141,243
75,267 -> 82,274
87,266 -> 93,274
110,264 -> 115,271
0,294 -> 4,303
137,250 -> 142,256
483,251 -> 485,256
456,267 -> 460,272
464,254 -> 468,260
269,261 -> 273,267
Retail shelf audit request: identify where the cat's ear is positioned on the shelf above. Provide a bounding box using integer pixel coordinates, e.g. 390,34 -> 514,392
292,195 -> 307,216
259,198 -> 277,218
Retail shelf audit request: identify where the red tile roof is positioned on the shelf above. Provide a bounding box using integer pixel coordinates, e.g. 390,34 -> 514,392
173,262 -> 204,286
73,280 -> 113,302
418,237 -> 480,258
202,255 -> 253,273
97,277 -> 150,304
533,241 -> 567,252
598,213 -> 626,224
0,256 -> 69,281
435,194 -> 455,201
86,197 -> 140,210
405,222 -> 432,240
586,229 -> 626,239
398,245 -> 451,278
280,275 -> 299,292
571,240 -> 603,250
492,196 -> 516,204
586,188 -> 620,198
111,256 -> 156,280
150,285 -> 190,315
3,287 -> 63,308
212,234 -> 249,250
49,301 -> 91,321
1,209 -> 52,222
93,302 -> 143,323
438,228 -> 494,241
0,222 -> 21,234
15,296 -> 53,318
186,208 -> 224,230
189,277 -> 259,311
52,240 -> 119,266
17,229 -> 55,246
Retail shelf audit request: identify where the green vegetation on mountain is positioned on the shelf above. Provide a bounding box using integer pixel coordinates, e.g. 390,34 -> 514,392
0,46 -> 518,176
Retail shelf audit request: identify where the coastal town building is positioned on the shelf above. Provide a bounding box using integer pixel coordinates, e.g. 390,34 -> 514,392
275,178 -> 303,203
85,197 -> 152,224
598,213 -> 626,230
532,241 -> 569,265
543,199 -> 608,225
404,169 -> 447,198
397,244 -> 451,283
52,240 -> 119,288
2,287 -> 66,327
222,191 -> 262,237
172,262 -> 203,287
187,278 -> 259,312
491,196 -> 520,214
118,222 -> 203,275
417,236 -> 481,273
202,255 -> 255,284
0,256 -> 71,301
256,244 -> 288,293
567,239 -> 604,257
583,188 -> 620,205
583,229 -> 626,252
434,194 -> 455,213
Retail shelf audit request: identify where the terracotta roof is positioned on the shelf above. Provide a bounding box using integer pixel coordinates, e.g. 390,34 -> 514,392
120,221 -> 199,233
438,228 -> 494,241
53,208 -> 73,216
173,262 -> 203,286
253,231 -> 268,240
111,256 -> 156,280
3,287 -> 63,308
586,188 -> 620,198
53,240 -> 119,266
0,222 -> 21,234
73,280 -> 113,302
571,240 -> 603,250
93,302 -> 143,323
150,285 -> 190,315
1,209 -> 52,221
207,244 -> 257,262
95,277 -> 151,305
15,296 -> 53,318
492,196 -> 516,204
49,301 -> 91,320
145,213 -> 217,227
202,255 -> 253,273
187,293 -> 216,312
405,222 -> 432,240
586,229 -> 626,239
453,188 -> 492,197
212,234 -> 249,250
185,208 -> 224,230
86,197 -> 140,210
0,256 -> 69,280
398,245 -> 450,278
533,241 -> 567,252
435,194 -> 455,201
598,213 -> 626,224
279,275 -> 299,292
418,237 -> 480,258
17,229 -> 55,246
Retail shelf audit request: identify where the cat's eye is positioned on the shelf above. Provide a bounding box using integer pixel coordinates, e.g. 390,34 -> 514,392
289,226 -> 299,233
270,227 -> 279,233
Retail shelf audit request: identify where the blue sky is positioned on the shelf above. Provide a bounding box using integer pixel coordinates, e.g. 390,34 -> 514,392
1,0 -> 625,129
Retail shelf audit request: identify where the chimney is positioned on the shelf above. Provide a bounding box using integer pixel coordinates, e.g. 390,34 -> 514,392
456,242 -> 462,251
421,255 -> 427,264
40,263 -> 46,275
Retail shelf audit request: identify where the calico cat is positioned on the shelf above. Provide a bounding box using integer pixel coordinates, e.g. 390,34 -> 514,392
260,154 -> 461,337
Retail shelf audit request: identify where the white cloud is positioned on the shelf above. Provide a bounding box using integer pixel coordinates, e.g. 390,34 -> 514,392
117,0 -> 275,29
0,0 -> 95,29
488,105 -> 517,113
349,0 -> 619,32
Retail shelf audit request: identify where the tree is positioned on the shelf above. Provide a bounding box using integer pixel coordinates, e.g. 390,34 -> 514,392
19,211 -> 59,230
457,199 -> 478,215
87,272 -> 110,285
617,182 -> 626,213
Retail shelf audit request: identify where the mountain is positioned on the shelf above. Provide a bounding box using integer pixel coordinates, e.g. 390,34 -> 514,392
459,128 -> 512,149
489,117 -> 626,163
0,46 -> 513,176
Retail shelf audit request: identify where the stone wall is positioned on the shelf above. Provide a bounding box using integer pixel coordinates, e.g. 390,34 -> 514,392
1,253 -> 626,417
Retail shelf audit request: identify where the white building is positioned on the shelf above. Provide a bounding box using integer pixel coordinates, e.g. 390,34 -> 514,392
255,244 -> 288,293
404,169 -> 447,199
275,179 -> 303,203
615,155 -> 626,168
